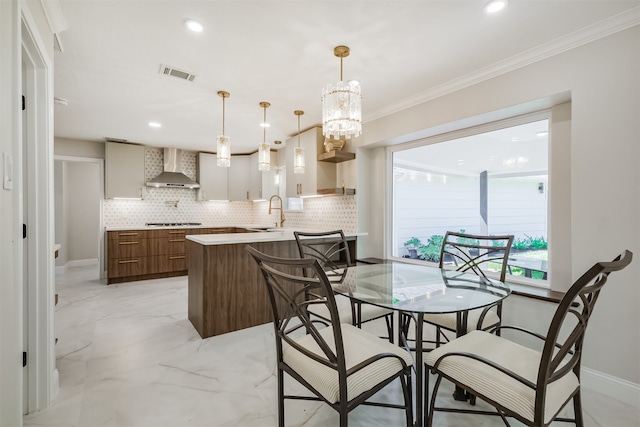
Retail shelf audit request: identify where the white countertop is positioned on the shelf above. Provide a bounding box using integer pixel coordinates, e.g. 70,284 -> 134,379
186,230 -> 366,246
105,224 -> 274,231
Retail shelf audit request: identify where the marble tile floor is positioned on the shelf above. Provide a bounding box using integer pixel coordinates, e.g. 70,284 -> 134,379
24,265 -> 639,427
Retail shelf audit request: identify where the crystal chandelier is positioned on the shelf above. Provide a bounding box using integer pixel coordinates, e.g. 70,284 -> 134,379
321,45 -> 362,139
293,110 -> 305,174
216,91 -> 231,167
258,101 -> 271,171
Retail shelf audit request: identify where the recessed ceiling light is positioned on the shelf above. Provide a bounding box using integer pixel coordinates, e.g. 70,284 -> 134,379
185,20 -> 203,32
485,0 -> 508,14
148,122 -> 162,128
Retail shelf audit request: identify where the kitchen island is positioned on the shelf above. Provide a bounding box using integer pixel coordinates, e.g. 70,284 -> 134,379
186,230 -> 360,339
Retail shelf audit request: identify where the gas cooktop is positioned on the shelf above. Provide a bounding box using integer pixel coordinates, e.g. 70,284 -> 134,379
145,222 -> 203,227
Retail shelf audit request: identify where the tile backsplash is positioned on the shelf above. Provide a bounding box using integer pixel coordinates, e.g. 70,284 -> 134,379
103,147 -> 356,232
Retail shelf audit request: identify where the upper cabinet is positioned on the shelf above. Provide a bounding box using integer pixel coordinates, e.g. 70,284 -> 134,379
105,142 -> 145,199
249,151 -> 279,201
197,152 -> 229,201
285,127 -> 336,198
228,155 -> 251,201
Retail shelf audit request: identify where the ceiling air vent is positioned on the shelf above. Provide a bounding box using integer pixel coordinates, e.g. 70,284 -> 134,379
159,64 -> 197,82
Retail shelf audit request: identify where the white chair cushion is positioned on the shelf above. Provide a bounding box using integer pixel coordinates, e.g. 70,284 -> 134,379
425,330 -> 579,424
283,323 -> 414,404
357,302 -> 394,323
423,307 -> 500,332
308,294 -> 354,324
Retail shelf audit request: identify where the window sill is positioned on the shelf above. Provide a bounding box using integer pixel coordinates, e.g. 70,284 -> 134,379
505,282 -> 564,304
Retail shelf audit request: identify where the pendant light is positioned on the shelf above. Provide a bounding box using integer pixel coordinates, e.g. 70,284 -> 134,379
216,91 -> 231,167
293,110 -> 305,174
258,102 -> 271,171
321,45 -> 362,139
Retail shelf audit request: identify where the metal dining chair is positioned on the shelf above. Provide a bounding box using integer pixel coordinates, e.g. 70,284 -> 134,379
399,231 -> 514,350
246,245 -> 414,427
425,250 -> 632,427
294,230 -> 395,342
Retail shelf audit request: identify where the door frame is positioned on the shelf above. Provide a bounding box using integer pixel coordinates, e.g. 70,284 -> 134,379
21,2 -> 58,414
54,155 -> 106,278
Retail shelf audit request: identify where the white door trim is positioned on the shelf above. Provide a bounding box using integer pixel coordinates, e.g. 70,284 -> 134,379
0,0 -> 24,424
21,1 -> 58,414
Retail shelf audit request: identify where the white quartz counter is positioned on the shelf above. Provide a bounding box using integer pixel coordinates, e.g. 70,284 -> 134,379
105,224 -> 274,231
186,230 -> 366,246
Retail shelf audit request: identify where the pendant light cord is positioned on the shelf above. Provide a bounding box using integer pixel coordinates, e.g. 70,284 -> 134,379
222,96 -> 225,135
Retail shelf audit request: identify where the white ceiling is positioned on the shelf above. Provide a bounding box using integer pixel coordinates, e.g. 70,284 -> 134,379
394,119 -> 549,176
53,1 -> 639,155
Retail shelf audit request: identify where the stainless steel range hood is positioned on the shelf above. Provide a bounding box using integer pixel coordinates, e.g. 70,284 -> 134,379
146,148 -> 200,188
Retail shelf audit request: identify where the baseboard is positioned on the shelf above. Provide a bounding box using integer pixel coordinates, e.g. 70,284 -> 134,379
56,259 -> 98,274
582,366 -> 640,408
67,258 -> 98,268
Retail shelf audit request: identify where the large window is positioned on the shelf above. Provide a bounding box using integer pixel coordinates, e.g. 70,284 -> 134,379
391,117 -> 549,283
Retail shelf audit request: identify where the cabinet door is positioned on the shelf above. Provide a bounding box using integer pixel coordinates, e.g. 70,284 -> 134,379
228,155 -> 251,201
249,152 -> 262,200
285,127 -> 335,197
105,142 -> 145,199
263,150 -> 280,199
197,152 -> 229,201
249,151 -> 279,200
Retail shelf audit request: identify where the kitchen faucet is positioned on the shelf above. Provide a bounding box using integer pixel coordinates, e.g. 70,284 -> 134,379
268,195 -> 285,228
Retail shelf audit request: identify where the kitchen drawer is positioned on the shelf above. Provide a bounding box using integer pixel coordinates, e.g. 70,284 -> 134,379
107,230 -> 156,240
155,228 -> 191,239
199,227 -> 235,234
108,256 -> 156,278
156,254 -> 187,273
153,237 -> 187,255
107,238 -> 151,259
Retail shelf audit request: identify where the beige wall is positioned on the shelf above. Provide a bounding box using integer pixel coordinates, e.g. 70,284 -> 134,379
65,162 -> 101,262
54,137 -> 105,159
357,27 -> 640,385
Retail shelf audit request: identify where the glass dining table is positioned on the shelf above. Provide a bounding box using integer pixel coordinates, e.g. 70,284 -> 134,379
333,262 -> 511,426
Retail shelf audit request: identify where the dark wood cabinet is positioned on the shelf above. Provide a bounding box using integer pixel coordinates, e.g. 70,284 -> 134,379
106,227 -> 242,284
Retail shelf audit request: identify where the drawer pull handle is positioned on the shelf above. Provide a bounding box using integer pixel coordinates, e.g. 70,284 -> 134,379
118,259 -> 139,264
169,231 -> 186,234
118,232 -> 138,236
169,239 -> 186,242
118,241 -> 139,245
169,256 -> 185,260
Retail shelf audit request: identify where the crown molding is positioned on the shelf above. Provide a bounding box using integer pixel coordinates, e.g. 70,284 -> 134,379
366,6 -> 640,123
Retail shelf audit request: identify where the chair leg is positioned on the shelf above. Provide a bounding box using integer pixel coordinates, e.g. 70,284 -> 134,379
426,373 -> 443,427
339,409 -> 348,427
400,369 -> 413,427
386,313 -> 395,343
277,368 -> 285,427
573,391 -> 584,427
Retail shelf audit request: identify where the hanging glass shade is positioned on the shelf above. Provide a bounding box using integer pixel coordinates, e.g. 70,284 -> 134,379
216,91 -> 231,167
258,102 -> 271,171
293,110 -> 305,174
321,46 -> 362,139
